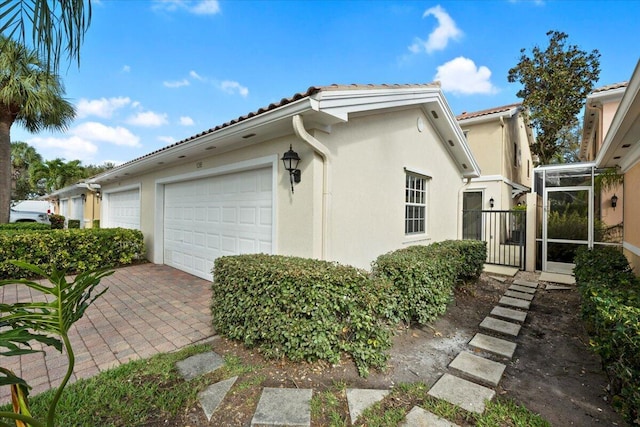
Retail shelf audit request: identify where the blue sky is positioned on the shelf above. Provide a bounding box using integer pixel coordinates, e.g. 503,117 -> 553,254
11,0 -> 640,166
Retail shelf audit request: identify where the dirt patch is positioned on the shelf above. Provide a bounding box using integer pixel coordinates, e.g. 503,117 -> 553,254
146,272 -> 628,426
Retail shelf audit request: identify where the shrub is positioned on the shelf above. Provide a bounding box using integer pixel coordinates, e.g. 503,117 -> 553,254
574,247 -> 640,423
92,219 -> 100,229
68,219 -> 80,229
0,222 -> 50,231
0,228 -> 145,279
211,254 -> 394,377
49,214 -> 65,229
372,240 -> 487,325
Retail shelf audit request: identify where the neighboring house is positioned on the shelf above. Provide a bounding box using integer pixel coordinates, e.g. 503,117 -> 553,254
89,84 -> 481,280
43,183 -> 101,228
580,81 -> 627,238
457,103 -> 534,213
592,60 -> 640,273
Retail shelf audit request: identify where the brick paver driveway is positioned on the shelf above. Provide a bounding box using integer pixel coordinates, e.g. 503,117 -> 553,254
0,263 -> 213,403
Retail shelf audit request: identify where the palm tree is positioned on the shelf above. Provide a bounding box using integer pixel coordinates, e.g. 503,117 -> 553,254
0,37 -> 75,223
0,0 -> 91,72
31,158 -> 83,195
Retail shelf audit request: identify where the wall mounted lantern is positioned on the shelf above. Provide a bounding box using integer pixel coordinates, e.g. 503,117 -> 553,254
281,144 -> 301,193
81,193 -> 86,203
96,191 -> 102,202
611,194 -> 618,209
489,197 -> 495,209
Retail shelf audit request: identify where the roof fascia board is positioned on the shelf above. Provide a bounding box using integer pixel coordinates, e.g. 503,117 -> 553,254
596,61 -> 640,169
587,86 -> 627,105
457,107 -> 519,126
47,183 -> 90,198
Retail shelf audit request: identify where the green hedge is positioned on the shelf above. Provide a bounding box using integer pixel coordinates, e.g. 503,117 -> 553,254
0,228 -> 145,279
68,219 -> 81,229
574,247 -> 640,423
50,214 -> 65,229
0,222 -> 50,231
372,239 -> 486,324
211,254 -> 394,377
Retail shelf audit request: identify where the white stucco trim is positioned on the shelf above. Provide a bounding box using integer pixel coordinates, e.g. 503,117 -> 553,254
623,241 -> 640,257
404,166 -> 432,179
152,155 -> 279,265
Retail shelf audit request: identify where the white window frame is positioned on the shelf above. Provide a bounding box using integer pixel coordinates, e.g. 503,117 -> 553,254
405,171 -> 429,235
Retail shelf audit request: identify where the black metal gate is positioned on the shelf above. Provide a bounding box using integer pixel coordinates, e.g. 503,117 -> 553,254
463,209 -> 526,269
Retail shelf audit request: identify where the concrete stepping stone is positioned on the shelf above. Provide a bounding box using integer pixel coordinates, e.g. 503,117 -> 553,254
509,284 -> 536,294
251,387 -> 312,426
401,406 -> 460,427
428,373 -> 495,414
504,290 -> 534,301
469,333 -> 517,359
499,296 -> 531,310
346,388 -> 389,423
176,351 -> 224,380
480,316 -> 521,337
546,284 -> 573,290
490,306 -> 527,323
488,275 -> 507,283
198,376 -> 237,421
512,279 -> 538,288
449,351 -> 506,387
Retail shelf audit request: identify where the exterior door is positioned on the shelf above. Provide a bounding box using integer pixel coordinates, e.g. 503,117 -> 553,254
462,191 -> 483,240
543,186 -> 592,274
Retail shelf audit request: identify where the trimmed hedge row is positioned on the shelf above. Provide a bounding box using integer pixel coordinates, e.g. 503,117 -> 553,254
211,240 -> 486,376
0,223 -> 50,231
0,228 -> 145,279
372,239 -> 486,324
574,247 -> 640,423
212,254 -> 394,376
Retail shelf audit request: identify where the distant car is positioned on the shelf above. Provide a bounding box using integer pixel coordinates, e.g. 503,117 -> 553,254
9,208 -> 51,224
11,200 -> 54,215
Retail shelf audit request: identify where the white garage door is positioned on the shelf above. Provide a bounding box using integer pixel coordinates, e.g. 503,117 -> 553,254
106,188 -> 140,229
163,167 -> 273,280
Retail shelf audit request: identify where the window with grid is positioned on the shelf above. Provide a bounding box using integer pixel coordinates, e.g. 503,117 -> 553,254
405,173 -> 427,234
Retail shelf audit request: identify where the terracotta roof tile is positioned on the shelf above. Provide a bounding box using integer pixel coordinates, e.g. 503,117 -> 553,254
456,103 -> 522,121
591,81 -> 628,93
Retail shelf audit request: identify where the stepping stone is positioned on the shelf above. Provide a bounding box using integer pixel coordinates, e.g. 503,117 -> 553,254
480,317 -> 521,337
508,284 -> 536,294
512,279 -> 538,288
546,284 -> 573,290
401,406 -> 460,427
251,387 -> 312,426
504,290 -> 534,301
469,333 -> 517,359
483,264 -> 518,277
538,272 -> 575,285
449,351 -> 506,387
176,351 -> 224,380
490,306 -> 527,323
499,296 -> 531,310
488,275 -> 507,283
428,373 -> 495,414
199,376 -> 237,421
346,389 -> 389,423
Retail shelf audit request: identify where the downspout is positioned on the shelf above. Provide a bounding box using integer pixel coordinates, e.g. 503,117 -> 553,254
500,115 -> 506,208
292,115 -> 331,260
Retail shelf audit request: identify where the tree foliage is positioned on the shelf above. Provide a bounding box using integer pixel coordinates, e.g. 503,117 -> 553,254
508,30 -> 600,164
11,141 -> 42,199
0,0 -> 91,73
0,37 -> 75,222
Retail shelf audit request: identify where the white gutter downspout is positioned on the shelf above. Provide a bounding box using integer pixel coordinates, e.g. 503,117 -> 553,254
292,115 -> 331,260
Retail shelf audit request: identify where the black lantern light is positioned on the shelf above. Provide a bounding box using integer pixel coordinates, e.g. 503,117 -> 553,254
281,144 -> 301,193
611,194 -> 618,209
96,190 -> 102,202
81,193 -> 86,203
489,197 -> 495,209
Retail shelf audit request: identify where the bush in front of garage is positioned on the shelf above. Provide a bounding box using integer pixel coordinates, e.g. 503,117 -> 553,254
211,254 -> 395,377
574,247 -> 640,423
0,228 -> 145,279
68,219 -> 81,229
371,239 -> 487,325
0,222 -> 50,231
50,214 -> 65,229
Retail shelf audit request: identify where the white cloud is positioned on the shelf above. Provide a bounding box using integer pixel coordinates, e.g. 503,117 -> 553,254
179,116 -> 195,126
28,136 -> 99,163
434,57 -> 498,95
158,136 -> 175,144
76,97 -> 131,119
73,122 -> 141,147
219,80 -> 249,97
163,78 -> 190,88
127,111 -> 169,127
189,70 -> 204,81
122,65 -> 131,73
153,0 -> 220,15
409,5 -> 462,54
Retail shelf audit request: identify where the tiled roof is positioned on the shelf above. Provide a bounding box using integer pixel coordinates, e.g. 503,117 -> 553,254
456,103 -> 521,121
116,83 -> 440,169
591,81 -> 628,93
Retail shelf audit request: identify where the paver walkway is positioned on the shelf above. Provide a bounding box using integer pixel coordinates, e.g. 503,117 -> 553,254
0,263 -> 213,403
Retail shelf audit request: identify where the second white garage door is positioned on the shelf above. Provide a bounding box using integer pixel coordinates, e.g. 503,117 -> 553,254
163,167 -> 273,280
106,188 -> 140,229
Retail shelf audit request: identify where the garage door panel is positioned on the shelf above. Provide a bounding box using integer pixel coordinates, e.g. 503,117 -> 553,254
164,167 -> 272,280
107,189 -> 140,229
